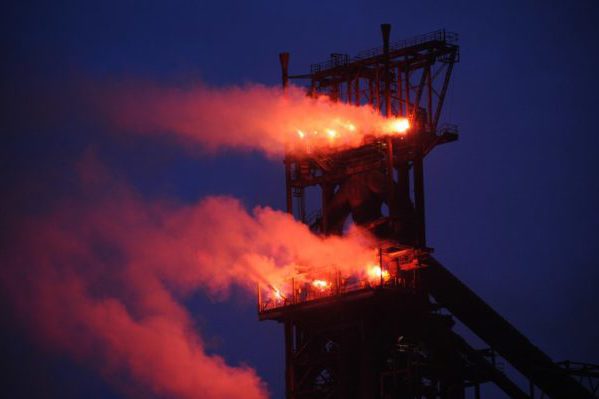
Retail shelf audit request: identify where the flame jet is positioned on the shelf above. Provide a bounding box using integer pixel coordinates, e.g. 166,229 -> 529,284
97,81 -> 409,157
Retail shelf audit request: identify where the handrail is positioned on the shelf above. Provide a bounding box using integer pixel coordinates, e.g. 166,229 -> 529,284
310,29 -> 458,74
258,248 -> 422,313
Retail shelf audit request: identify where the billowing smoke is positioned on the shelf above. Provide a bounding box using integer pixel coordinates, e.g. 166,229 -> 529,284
2,76 -> 392,398
96,81 -> 408,157
1,157 -> 376,398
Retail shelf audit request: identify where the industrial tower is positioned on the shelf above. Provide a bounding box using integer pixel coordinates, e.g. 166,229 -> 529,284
258,25 -> 597,399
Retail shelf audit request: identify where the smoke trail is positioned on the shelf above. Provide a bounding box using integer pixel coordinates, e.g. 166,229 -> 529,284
1,156 -> 375,399
96,81 -> 408,157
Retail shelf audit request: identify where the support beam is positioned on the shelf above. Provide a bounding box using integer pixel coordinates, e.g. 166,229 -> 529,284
381,24 -> 396,218
413,156 -> 426,247
421,257 -> 593,399
433,51 -> 457,130
285,321 -> 296,399
427,63 -> 433,129
280,52 -> 293,215
381,23 -> 391,117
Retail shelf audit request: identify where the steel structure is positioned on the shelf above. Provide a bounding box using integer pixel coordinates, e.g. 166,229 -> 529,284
259,25 -> 594,399
281,26 -> 458,246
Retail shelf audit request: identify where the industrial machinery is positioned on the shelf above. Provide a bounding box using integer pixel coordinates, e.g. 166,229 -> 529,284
258,25 -> 596,399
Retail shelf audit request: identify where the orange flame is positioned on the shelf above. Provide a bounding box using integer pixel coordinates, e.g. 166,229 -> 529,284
312,279 -> 330,291
367,265 -> 390,283
273,288 -> 284,301
108,82 -> 413,156
383,117 -> 410,135
291,116 -> 410,147
325,129 -> 337,139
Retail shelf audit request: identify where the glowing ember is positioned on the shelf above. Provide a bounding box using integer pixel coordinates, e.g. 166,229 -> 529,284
273,288 -> 284,300
367,265 -> 390,283
326,129 -> 337,139
297,129 -> 305,139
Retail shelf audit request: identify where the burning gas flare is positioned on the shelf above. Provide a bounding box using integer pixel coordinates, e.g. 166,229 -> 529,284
292,116 -> 410,150
367,264 -> 391,284
101,82 -> 411,157
312,279 -> 331,291
383,118 -> 410,135
273,288 -> 284,301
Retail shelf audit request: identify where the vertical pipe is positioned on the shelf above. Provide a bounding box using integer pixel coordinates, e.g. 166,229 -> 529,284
386,136 -> 396,217
285,321 -> 295,399
381,24 -> 396,218
285,162 -> 293,215
279,52 -> 289,90
321,185 -> 328,234
413,156 -> 426,247
279,53 -> 293,215
379,247 -> 383,286
309,79 -> 316,97
346,79 -> 352,104
368,79 -> 374,106
257,283 -> 261,312
298,188 -> 306,222
291,278 -> 295,304
332,82 -> 339,101
381,24 -> 391,117
375,68 -> 381,110
397,161 -> 410,209
398,66 -> 403,116
321,183 -> 334,234
405,62 -> 410,118
354,77 -> 360,106
427,64 -> 433,130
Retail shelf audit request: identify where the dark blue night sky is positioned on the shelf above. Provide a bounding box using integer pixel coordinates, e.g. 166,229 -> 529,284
2,1 -> 598,398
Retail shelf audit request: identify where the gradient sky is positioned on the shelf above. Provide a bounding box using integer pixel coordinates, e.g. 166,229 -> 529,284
2,1 -> 599,398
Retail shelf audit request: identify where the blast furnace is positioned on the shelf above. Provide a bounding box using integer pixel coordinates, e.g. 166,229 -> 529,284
258,25 -> 596,399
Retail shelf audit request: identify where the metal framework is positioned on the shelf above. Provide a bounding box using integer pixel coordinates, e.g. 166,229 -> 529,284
259,25 -> 594,399
282,27 -> 458,248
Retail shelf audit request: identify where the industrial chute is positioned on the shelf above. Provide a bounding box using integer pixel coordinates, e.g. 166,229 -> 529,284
324,169 -> 417,244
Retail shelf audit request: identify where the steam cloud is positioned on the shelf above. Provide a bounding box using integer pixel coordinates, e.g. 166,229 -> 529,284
2,77 -> 387,398
97,81 -> 399,156
1,157 -> 375,398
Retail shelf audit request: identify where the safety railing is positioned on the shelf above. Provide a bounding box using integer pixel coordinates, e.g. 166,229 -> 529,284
258,247 -> 422,313
310,29 -> 458,74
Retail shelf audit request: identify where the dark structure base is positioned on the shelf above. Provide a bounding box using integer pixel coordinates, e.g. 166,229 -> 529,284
261,257 -> 593,399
